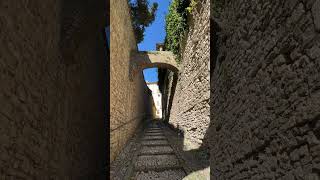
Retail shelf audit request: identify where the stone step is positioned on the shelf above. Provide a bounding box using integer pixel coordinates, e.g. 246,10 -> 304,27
145,130 -> 163,133
141,140 -> 169,146
142,136 -> 167,140
144,133 -> 164,136
148,125 -> 161,127
147,128 -> 162,130
145,131 -> 162,134
133,169 -> 186,180
139,145 -> 174,155
145,129 -> 162,131
134,154 -> 181,171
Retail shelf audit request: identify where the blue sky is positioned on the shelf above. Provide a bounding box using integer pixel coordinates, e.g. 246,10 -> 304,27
143,68 -> 158,83
140,0 -> 171,83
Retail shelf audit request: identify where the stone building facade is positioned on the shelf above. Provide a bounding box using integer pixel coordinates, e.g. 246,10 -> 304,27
210,0 -> 320,179
146,82 -> 162,118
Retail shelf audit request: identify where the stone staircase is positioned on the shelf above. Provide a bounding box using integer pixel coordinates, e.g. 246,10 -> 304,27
131,123 -> 187,179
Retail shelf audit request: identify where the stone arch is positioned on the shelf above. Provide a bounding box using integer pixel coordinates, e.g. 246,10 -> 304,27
129,50 -> 179,122
129,51 -> 179,81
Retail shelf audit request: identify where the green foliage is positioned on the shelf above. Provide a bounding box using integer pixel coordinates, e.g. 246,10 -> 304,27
186,0 -> 197,14
129,0 -> 158,43
164,0 -> 190,63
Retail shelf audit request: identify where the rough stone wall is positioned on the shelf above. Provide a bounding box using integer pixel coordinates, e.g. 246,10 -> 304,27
168,0 -> 210,146
211,0 -> 320,179
110,0 -> 152,163
160,70 -> 174,122
0,0 -> 107,179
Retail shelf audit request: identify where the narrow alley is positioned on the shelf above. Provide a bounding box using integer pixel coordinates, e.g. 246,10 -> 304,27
1,0 -> 319,179
110,0 -> 210,179
110,120 -> 210,179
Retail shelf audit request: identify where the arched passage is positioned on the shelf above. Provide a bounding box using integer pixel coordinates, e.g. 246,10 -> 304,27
129,51 -> 179,121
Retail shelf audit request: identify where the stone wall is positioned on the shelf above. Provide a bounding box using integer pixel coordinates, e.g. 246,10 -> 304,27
0,0 -> 107,179
110,0 -> 152,163
168,0 -> 210,147
210,0 -> 320,179
159,69 -> 174,122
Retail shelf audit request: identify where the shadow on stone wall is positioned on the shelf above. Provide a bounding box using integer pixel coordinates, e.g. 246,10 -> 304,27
161,17 -> 217,179
165,122 -> 210,178
209,1 -> 320,178
0,0 -> 109,179
209,17 -> 222,179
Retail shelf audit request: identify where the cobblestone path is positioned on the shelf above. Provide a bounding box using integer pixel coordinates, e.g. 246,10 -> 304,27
132,123 -> 187,179
110,121 -> 209,180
